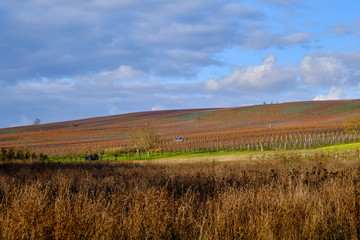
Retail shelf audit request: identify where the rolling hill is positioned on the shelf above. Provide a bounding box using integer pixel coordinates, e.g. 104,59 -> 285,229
1,99 -> 360,154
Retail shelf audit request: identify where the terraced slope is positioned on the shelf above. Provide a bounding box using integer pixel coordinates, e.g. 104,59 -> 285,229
1,99 -> 360,153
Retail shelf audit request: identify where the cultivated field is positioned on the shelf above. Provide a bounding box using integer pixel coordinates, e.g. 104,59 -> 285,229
1,99 -> 360,160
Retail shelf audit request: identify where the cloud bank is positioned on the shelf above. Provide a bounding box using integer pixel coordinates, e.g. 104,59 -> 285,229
204,54 -> 296,91
313,86 -> 344,101
1,0 -> 360,128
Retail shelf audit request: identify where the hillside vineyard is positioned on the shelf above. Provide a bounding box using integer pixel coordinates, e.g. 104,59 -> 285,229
1,100 -> 360,157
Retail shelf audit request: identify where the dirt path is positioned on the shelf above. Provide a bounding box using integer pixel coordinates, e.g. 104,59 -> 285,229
130,152 -> 273,164
127,148 -> 335,165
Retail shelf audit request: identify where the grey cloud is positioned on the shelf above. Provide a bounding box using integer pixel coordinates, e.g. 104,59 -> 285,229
328,23 -> 353,35
2,61 -> 298,127
1,55 -> 359,128
239,31 -> 312,49
0,66 -> 211,127
282,33 -> 312,45
239,32 -> 281,49
300,56 -> 346,86
308,51 -> 360,68
326,18 -> 360,37
347,71 -> 360,86
303,51 -> 360,87
0,0 -> 265,82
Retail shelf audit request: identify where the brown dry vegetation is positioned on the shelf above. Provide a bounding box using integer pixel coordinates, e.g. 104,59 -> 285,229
1,154 -> 360,239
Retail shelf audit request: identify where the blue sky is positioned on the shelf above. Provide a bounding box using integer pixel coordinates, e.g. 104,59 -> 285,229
1,0 -> 360,128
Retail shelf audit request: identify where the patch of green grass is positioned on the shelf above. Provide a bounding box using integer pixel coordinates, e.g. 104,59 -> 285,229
77,150 -> 264,162
282,103 -> 320,114
169,110 -> 218,120
0,129 -> 16,135
48,149 -> 273,163
317,142 -> 360,150
327,102 -> 360,114
50,141 -> 360,163
169,150 -> 257,159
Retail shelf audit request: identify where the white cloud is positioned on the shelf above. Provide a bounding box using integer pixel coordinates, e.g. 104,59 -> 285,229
300,56 -> 346,85
282,33 -> 312,45
205,54 -> 297,91
107,104 -> 119,115
10,115 -> 34,127
151,105 -> 166,111
303,51 -> 360,87
204,78 -> 220,91
308,51 -> 360,69
96,65 -> 146,83
313,86 -> 344,100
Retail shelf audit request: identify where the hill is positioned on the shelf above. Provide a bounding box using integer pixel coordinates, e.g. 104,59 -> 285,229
1,99 -> 360,155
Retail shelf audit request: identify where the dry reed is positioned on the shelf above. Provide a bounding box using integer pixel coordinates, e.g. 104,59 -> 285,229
0,156 -> 359,239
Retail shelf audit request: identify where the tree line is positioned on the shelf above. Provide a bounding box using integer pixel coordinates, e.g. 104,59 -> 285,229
0,147 -> 48,162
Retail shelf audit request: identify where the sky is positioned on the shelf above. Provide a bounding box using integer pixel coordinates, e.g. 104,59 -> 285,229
1,0 -> 360,128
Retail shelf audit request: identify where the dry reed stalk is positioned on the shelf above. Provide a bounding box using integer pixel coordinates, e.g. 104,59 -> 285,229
0,158 -> 359,239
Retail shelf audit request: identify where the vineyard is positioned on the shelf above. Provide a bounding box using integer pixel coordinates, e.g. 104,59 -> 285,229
1,99 -> 360,159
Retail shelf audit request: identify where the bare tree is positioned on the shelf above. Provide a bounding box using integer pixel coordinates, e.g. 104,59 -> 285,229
33,118 -> 41,125
105,147 -> 126,160
128,128 -> 160,158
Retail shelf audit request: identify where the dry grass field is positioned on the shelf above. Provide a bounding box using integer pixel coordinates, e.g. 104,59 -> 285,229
1,153 -> 360,239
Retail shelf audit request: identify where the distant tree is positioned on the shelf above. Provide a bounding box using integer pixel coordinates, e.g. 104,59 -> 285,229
94,147 -> 105,160
105,147 -> 125,160
80,147 -> 100,161
128,128 -> 160,158
33,118 -> 41,125
343,116 -> 360,135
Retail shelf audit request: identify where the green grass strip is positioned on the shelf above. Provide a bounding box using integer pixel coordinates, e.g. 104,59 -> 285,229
0,129 -> 16,135
282,103 -> 320,114
317,142 -> 360,150
327,103 -> 360,114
